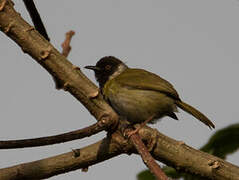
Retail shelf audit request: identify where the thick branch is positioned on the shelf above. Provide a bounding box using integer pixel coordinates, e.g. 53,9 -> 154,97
0,132 -> 128,180
0,127 -> 239,180
0,2 -> 166,178
0,0 -> 119,126
0,1 -> 239,180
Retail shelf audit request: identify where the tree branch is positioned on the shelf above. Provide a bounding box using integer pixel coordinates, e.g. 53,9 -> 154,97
0,132 -> 127,180
0,0 -> 119,127
124,125 -> 168,180
0,126 -> 239,180
0,1 -> 239,180
0,120 -> 110,149
23,0 -> 50,41
61,30 -> 75,57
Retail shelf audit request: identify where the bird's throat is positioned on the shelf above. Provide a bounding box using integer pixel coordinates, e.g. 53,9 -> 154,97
108,63 -> 128,80
99,63 -> 128,89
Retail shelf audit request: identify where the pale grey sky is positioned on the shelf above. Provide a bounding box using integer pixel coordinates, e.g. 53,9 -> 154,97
0,0 -> 239,179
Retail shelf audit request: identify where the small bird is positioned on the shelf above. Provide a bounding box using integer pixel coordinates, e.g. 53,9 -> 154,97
85,56 -> 215,133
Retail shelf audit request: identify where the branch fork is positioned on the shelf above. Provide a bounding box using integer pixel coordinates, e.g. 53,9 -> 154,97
0,1 -> 239,180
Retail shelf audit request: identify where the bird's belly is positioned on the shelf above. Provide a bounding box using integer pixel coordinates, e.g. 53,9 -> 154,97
106,87 -> 176,124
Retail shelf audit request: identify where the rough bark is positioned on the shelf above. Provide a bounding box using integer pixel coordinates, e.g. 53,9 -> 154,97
0,1 -> 239,179
0,127 -> 238,180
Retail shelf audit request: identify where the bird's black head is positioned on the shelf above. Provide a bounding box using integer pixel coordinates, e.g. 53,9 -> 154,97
85,56 -> 128,88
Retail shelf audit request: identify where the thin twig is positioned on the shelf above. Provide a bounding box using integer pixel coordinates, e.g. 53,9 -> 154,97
0,120 -> 109,149
54,30 -> 75,89
23,0 -> 50,41
1,2 -> 239,179
61,30 -> 75,57
125,128 -> 169,180
54,30 -> 76,89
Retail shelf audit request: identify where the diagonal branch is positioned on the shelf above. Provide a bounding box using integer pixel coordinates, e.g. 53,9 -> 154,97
121,121 -> 168,180
1,1 -> 239,180
23,0 -> 50,41
54,30 -> 75,89
0,0 -> 119,127
127,130 -> 168,180
0,1 -> 167,179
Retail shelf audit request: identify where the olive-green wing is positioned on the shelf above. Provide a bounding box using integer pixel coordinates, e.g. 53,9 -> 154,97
115,68 -> 180,100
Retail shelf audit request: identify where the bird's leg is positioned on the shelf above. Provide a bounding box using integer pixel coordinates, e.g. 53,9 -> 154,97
127,115 -> 155,138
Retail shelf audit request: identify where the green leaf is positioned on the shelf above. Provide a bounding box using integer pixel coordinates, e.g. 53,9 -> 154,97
200,123 -> 239,159
162,166 -> 181,178
137,170 -> 155,180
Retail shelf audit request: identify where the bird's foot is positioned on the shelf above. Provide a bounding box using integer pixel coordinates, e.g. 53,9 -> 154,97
127,115 -> 155,138
146,128 -> 158,152
126,127 -> 141,138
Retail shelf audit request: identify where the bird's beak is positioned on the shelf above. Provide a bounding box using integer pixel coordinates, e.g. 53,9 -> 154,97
84,65 -> 101,71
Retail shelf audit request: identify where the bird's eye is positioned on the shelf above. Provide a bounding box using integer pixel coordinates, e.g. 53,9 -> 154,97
105,65 -> 111,70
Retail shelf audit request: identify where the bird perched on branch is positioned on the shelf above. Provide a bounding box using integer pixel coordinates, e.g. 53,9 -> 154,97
85,56 -> 215,135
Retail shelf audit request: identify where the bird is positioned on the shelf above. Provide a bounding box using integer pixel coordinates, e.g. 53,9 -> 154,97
85,56 -> 215,134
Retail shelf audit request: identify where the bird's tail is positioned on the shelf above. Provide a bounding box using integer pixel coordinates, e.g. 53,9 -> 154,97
175,100 -> 215,129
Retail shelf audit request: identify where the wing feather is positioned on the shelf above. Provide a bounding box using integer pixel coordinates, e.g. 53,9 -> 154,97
115,68 -> 180,100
